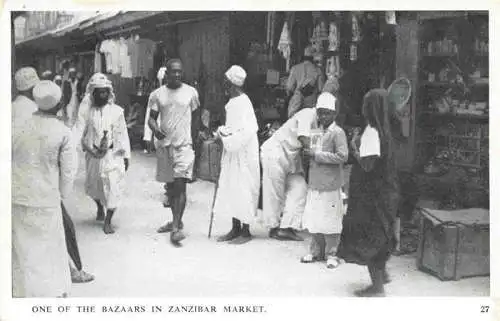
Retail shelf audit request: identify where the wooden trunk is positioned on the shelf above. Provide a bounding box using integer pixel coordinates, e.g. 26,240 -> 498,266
198,139 -> 222,183
417,208 -> 489,281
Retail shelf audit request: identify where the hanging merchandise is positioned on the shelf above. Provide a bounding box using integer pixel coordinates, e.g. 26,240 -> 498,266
94,43 -> 102,73
352,14 -> 361,42
311,24 -> 321,52
129,37 -> 156,78
319,21 -> 328,41
278,21 -> 292,72
326,57 -> 336,77
100,39 -> 120,74
326,56 -> 340,77
118,37 -> 133,78
386,11 -> 397,25
350,44 -> 358,61
328,22 -> 339,52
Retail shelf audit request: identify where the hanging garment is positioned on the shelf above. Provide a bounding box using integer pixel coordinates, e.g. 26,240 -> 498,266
352,15 -> 361,42
130,38 -> 156,78
213,94 -> 260,225
118,37 -> 133,78
126,37 -> 139,77
328,22 -> 339,51
278,21 -> 292,69
94,43 -> 102,73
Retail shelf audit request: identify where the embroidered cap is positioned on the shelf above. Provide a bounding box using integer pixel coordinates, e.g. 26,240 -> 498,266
15,67 -> 40,92
225,65 -> 247,87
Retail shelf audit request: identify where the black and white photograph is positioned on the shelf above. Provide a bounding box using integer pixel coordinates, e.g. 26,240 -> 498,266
2,7 -> 494,320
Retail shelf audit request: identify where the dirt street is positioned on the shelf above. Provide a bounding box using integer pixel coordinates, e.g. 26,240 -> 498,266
65,151 -> 489,297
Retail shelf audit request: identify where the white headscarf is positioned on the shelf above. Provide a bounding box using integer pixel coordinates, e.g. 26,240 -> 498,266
86,73 -> 115,105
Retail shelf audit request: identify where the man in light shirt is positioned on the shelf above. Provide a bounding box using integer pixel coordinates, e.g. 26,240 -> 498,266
148,58 -> 200,246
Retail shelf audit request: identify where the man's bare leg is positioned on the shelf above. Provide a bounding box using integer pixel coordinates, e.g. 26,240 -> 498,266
170,178 -> 187,245
103,208 -> 116,234
95,199 -> 105,221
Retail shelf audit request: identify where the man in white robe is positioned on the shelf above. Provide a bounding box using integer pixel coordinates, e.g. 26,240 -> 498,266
213,66 -> 260,245
80,73 -> 131,234
261,107 -> 320,241
12,80 -> 77,297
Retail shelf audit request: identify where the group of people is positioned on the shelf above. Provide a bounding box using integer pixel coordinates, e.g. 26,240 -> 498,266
12,48 -> 400,297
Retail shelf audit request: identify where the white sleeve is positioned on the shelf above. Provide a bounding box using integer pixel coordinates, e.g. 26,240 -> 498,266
359,125 -> 381,157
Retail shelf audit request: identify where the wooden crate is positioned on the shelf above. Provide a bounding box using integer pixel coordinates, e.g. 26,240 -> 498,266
416,208 -> 489,281
198,139 -> 222,183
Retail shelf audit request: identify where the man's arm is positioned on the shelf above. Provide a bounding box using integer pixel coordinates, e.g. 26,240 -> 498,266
190,90 -> 201,143
148,110 -> 162,136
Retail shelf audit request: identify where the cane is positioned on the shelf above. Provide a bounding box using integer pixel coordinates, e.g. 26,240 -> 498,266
208,177 -> 219,239
207,139 -> 222,238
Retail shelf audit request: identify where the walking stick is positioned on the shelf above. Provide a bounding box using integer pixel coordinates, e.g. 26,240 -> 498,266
208,176 -> 219,239
208,139 -> 222,238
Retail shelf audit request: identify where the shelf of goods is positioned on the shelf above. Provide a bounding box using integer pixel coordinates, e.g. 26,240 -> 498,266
415,13 -> 489,207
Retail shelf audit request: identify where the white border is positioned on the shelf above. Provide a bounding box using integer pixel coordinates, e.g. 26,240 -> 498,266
1,1 -> 497,321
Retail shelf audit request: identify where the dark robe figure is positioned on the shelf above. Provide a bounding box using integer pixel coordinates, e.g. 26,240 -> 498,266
336,89 -> 400,297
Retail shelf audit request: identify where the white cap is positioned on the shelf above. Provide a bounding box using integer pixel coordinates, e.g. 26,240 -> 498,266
54,75 -> 62,81
15,67 -> 40,92
315,92 -> 337,111
69,67 -> 76,73
33,80 -> 62,111
225,65 -> 247,87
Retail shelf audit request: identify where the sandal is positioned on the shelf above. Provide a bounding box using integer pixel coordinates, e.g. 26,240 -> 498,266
300,254 -> 319,263
326,256 -> 342,269
71,270 -> 95,283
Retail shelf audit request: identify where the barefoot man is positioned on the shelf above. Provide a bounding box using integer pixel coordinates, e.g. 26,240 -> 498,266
81,73 -> 131,234
148,59 -> 200,245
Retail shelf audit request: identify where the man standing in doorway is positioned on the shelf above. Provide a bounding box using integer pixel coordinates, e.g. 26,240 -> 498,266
148,59 -> 200,246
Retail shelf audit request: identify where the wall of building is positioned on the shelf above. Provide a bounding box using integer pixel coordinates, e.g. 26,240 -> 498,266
178,15 -> 230,124
394,14 -> 419,171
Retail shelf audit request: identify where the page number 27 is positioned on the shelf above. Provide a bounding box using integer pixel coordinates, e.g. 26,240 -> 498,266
480,306 -> 490,313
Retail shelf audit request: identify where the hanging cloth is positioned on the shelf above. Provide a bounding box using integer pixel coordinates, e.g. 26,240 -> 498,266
386,11 -> 397,25
328,22 -> 339,52
352,14 -> 361,42
278,21 -> 292,71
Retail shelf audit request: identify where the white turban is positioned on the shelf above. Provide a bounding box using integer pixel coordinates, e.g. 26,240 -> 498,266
225,65 -> 247,87
85,73 -> 115,104
315,92 -> 336,111
15,67 -> 40,92
54,75 -> 62,82
157,67 -> 167,84
42,70 -> 53,78
33,80 -> 62,111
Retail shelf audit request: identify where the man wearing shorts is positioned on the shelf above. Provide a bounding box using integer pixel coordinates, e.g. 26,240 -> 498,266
148,59 -> 200,245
